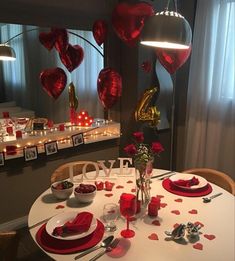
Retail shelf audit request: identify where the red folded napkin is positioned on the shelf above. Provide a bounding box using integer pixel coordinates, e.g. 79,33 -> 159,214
172,176 -> 199,188
52,212 -> 93,237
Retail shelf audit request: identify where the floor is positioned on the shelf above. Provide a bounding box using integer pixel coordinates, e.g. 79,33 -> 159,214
16,227 -> 53,261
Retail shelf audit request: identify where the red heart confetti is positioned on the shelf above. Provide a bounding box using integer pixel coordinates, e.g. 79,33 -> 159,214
131,188 -> 136,193
105,193 -> 113,197
55,205 -> 65,209
194,221 -> 204,227
189,209 -> 198,214
152,220 -> 160,226
204,234 -> 216,240
173,223 -> 180,228
193,243 -> 203,250
116,185 -> 124,189
174,198 -> 183,202
148,233 -> 159,240
127,180 -> 133,183
105,181 -> 115,191
160,203 -> 167,208
171,210 -> 180,215
156,195 -> 164,198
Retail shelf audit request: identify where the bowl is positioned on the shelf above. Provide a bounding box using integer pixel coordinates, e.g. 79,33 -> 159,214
74,184 -> 97,203
51,180 -> 74,200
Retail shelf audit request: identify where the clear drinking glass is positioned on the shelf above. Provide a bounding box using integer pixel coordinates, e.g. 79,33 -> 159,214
103,203 -> 119,232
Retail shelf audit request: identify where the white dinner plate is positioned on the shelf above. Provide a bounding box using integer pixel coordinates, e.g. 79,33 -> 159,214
46,211 -> 97,240
169,174 -> 208,190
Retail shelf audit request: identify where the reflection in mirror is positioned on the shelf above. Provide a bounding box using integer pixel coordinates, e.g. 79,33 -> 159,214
0,24 -> 104,123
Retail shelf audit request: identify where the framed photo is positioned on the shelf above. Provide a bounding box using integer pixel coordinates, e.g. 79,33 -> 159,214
44,141 -> 58,156
72,133 -> 84,147
24,146 -> 38,162
0,152 -> 5,166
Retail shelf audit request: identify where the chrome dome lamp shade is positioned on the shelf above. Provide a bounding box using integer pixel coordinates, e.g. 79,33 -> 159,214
141,11 -> 192,49
0,44 -> 16,61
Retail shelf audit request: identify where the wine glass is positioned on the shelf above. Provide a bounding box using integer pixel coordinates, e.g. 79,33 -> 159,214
119,193 -> 137,238
103,203 -> 119,232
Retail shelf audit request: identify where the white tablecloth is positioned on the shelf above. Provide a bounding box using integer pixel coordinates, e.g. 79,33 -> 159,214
28,168 -> 235,261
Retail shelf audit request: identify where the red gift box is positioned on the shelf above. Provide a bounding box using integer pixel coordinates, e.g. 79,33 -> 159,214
16,130 -> 22,139
6,145 -> 17,155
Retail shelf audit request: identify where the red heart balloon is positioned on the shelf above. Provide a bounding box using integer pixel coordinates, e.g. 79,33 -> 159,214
52,28 -> 69,53
59,44 -> 84,72
92,20 -> 108,46
40,67 -> 67,99
156,46 -> 192,74
39,31 -> 56,51
97,68 -> 122,109
112,2 -> 154,46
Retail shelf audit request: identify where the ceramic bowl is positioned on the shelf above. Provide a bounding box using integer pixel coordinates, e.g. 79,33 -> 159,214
51,180 -> 74,200
74,184 -> 97,203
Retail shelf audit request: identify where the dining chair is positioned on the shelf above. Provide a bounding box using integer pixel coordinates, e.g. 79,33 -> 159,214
182,168 -> 235,195
51,161 -> 101,183
0,231 -> 19,261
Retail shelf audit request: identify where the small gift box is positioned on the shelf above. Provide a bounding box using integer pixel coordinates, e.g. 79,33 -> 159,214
6,145 -> 17,155
47,120 -> 54,128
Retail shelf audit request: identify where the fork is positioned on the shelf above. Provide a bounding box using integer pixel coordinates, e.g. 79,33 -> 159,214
89,238 -> 120,261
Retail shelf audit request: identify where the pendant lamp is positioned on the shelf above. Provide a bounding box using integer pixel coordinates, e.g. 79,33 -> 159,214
141,10 -> 192,49
0,44 -> 16,61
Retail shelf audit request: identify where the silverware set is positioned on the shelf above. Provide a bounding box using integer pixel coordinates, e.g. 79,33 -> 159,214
151,171 -> 175,180
74,235 -> 120,260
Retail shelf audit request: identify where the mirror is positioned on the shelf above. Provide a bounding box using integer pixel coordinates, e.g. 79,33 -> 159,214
0,23 -> 104,123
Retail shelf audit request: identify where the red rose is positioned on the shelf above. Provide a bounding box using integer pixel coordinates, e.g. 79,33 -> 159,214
124,144 -> 137,155
151,142 -> 164,154
133,132 -> 144,143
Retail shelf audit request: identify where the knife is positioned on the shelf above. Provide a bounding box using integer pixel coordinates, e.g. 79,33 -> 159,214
74,235 -> 114,260
151,171 -> 175,179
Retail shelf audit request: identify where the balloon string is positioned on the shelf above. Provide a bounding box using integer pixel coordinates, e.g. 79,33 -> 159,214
3,28 -> 104,58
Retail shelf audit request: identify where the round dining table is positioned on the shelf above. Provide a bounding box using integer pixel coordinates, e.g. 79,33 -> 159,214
28,168 -> 235,261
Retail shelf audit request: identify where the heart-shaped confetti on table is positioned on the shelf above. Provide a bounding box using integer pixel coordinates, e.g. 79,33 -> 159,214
116,185 -> 124,189
131,188 -> 136,193
160,203 -> 167,208
173,223 -> 180,228
105,193 -> 113,197
55,205 -> 65,209
127,180 -> 133,184
171,210 -> 180,215
204,234 -> 216,240
152,220 -> 160,226
189,209 -> 198,214
174,198 -> 183,202
156,195 -> 164,198
194,221 -> 204,227
193,243 -> 203,250
148,233 -> 159,240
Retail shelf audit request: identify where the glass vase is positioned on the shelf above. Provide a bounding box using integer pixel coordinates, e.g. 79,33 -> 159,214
135,159 -> 153,207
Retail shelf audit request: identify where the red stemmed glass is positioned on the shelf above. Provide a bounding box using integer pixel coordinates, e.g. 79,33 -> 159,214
119,193 -> 137,238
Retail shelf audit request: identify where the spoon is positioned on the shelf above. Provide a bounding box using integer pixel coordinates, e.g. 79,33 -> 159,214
74,235 -> 114,260
202,192 -> 223,203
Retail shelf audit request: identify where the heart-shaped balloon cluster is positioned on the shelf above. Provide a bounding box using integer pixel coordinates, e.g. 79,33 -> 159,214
40,68 -> 67,99
97,68 -> 122,109
112,2 -> 154,46
156,46 -> 192,74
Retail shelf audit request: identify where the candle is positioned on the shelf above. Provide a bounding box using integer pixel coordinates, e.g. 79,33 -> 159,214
148,201 -> 158,217
16,130 -> 22,139
59,124 -> 65,131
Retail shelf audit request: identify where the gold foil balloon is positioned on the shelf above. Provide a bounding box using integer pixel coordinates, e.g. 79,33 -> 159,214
68,82 -> 78,110
135,87 -> 160,127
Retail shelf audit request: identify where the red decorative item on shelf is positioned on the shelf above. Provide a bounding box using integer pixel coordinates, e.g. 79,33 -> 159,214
95,181 -> 104,191
97,67 -> 122,109
52,28 -> 69,53
47,120 -> 54,128
2,112 -> 9,118
59,124 -> 65,131
40,67 -> 67,99
16,130 -> 22,139
112,2 -> 154,46
59,44 -> 84,72
156,45 -> 192,74
5,145 -> 17,155
92,20 -> 108,46
77,110 -> 93,127
6,126 -> 13,135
